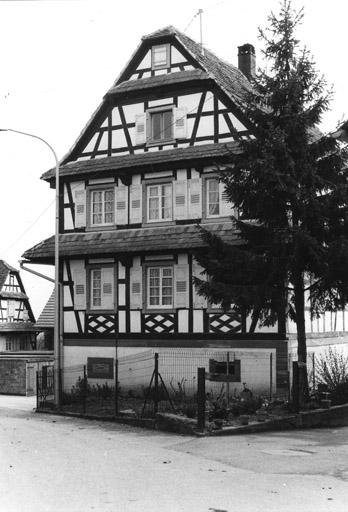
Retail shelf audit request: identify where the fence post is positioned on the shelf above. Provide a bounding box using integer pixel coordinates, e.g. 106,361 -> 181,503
59,369 -> 63,411
83,365 -> 87,414
292,361 -> 299,414
226,352 -> 230,407
115,357 -> 119,416
36,371 -> 39,410
312,352 -> 316,393
197,367 -> 206,432
270,352 -> 273,400
154,353 -> 159,415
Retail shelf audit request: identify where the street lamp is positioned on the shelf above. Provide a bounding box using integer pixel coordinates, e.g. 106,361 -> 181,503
0,128 -> 60,406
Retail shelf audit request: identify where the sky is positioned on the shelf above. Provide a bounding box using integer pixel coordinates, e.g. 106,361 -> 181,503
0,0 -> 347,318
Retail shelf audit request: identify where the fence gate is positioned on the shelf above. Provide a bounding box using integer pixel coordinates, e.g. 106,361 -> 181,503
36,366 -> 55,409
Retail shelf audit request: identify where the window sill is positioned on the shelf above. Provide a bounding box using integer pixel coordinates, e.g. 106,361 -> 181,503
146,138 -> 176,148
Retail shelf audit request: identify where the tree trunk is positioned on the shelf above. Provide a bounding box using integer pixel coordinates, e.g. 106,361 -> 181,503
293,271 -> 309,403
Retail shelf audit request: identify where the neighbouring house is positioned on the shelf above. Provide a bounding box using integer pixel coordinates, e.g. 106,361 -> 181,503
22,26 -> 348,397
0,260 -> 53,395
34,291 -> 54,351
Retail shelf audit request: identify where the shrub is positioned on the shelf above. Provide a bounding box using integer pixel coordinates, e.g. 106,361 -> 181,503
315,347 -> 348,405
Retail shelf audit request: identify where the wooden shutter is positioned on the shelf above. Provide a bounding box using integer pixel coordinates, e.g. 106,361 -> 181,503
130,266 -> 143,309
130,184 -> 143,224
135,113 -> 146,145
174,264 -> 189,308
174,180 -> 187,220
220,182 -> 234,217
74,190 -> 86,228
101,268 -> 115,310
115,185 -> 128,225
192,259 -> 207,308
173,107 -> 187,139
74,268 -> 86,310
188,178 -> 202,219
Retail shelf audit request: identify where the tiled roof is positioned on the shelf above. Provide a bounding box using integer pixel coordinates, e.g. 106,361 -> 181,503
22,222 -> 240,263
42,141 -> 241,181
139,26 -> 254,112
105,69 -> 210,96
35,291 -> 54,329
0,321 -> 37,333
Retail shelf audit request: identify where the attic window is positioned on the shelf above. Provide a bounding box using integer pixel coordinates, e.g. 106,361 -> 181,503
152,44 -> 170,70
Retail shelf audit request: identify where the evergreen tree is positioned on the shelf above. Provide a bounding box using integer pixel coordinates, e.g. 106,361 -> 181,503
194,0 -> 348,400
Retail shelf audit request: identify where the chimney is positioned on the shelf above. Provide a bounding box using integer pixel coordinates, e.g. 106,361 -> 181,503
238,44 -> 256,81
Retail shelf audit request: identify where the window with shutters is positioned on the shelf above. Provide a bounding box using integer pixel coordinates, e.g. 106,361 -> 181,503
147,266 -> 173,309
135,106 -> 186,146
149,108 -> 173,144
151,44 -> 170,70
147,183 -> 173,222
88,266 -> 115,311
90,189 -> 114,226
205,177 -> 234,219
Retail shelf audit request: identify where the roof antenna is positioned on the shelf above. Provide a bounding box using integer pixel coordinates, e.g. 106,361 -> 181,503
198,9 -> 204,55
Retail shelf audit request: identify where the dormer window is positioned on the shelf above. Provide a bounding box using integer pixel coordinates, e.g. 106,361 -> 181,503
152,44 -> 170,70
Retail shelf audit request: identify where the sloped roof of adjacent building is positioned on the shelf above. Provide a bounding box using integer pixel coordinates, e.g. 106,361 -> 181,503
35,291 -> 54,329
22,222 -> 240,264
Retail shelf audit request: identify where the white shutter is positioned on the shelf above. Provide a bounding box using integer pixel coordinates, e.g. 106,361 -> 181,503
7,300 -> 15,318
130,184 -> 143,224
173,107 -> 187,139
220,182 -> 234,217
174,180 -> 188,220
174,264 -> 189,308
74,268 -> 86,310
74,190 -> 86,228
130,266 -> 143,309
115,185 -> 128,225
101,267 -> 115,310
135,113 -> 146,145
188,178 -> 202,219
192,259 -> 207,308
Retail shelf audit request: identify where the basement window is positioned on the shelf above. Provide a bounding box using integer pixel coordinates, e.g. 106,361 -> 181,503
207,359 -> 241,382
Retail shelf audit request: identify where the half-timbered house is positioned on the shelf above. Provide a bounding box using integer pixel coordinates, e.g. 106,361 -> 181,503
0,260 -> 36,352
22,27 -> 348,396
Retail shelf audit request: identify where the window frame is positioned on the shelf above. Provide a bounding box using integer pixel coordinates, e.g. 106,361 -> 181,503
146,264 -> 174,310
151,44 -> 170,70
206,177 -> 221,218
146,180 -> 173,223
87,264 -> 116,312
147,105 -> 175,146
89,187 -> 115,227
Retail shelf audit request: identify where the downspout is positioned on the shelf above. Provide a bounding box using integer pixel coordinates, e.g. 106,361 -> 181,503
19,260 -> 55,283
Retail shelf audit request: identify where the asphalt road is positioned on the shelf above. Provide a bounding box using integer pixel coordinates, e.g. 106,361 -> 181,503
0,398 -> 347,512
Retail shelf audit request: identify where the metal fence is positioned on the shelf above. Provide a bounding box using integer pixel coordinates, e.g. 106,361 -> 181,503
35,348 -> 288,417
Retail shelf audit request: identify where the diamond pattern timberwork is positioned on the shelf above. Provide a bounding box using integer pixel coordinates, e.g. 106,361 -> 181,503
209,313 -> 241,333
144,314 -> 175,333
87,314 -> 116,334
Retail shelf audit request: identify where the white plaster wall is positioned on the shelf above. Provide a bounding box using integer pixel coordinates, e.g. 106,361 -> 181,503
62,345 -> 277,397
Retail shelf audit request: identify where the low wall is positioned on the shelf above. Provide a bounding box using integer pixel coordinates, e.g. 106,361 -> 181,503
297,403 -> 348,429
0,359 -> 26,395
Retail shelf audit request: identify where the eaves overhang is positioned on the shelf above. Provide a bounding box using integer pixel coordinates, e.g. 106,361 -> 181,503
22,222 -> 241,265
42,141 -> 242,185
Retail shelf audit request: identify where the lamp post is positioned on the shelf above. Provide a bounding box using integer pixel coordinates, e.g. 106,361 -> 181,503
0,128 -> 61,406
